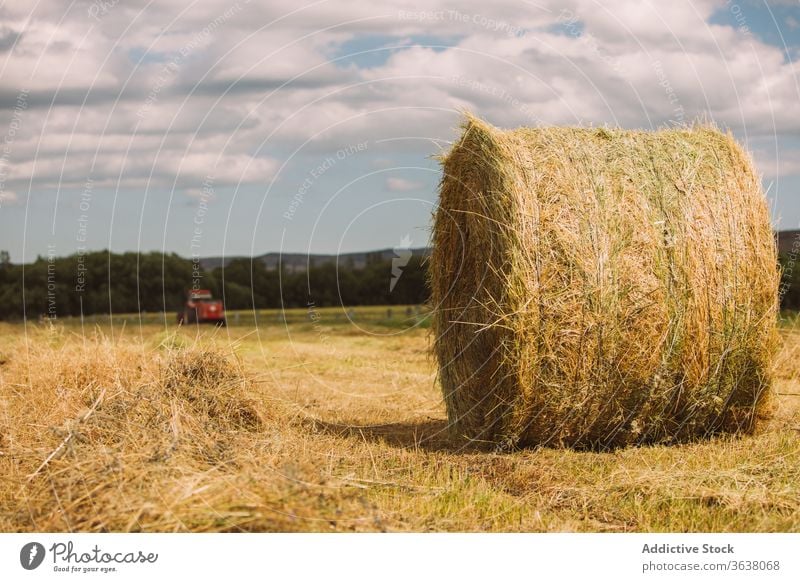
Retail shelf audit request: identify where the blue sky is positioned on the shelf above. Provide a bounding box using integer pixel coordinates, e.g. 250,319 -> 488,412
1,0 -> 799,262
710,1 -> 800,52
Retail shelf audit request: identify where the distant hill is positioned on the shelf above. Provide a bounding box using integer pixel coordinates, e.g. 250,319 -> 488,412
7,230 -> 799,269
199,247 -> 430,273
196,229 -> 799,272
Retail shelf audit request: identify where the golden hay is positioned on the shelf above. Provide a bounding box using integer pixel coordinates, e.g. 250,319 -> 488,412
0,330 -> 274,531
430,114 -> 779,450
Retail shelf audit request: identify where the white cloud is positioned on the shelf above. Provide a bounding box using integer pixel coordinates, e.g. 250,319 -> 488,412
158,152 -> 279,185
386,177 -> 423,192
0,190 -> 19,205
755,150 -> 800,178
1,0 -> 799,246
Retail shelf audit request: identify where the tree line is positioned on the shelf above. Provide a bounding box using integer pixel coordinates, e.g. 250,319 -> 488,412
0,249 -> 799,320
0,250 -> 427,320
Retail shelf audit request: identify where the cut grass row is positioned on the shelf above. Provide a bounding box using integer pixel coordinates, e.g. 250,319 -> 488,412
0,321 -> 798,531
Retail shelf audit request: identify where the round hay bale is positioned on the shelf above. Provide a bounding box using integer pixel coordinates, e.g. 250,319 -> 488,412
430,114 -> 779,449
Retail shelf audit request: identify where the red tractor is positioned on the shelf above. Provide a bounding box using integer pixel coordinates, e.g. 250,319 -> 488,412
177,289 -> 226,326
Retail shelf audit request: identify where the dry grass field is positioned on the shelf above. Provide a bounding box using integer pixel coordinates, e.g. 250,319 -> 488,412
1,313 -> 799,532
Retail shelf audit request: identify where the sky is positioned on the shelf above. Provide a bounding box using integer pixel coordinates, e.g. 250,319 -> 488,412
0,0 -> 799,262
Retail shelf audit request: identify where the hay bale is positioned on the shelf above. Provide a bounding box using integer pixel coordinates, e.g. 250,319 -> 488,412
430,114 -> 779,449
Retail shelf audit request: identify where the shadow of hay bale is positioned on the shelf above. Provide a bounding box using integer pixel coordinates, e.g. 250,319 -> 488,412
304,418 -> 487,453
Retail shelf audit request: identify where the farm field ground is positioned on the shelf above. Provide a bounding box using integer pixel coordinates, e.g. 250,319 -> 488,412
1,312 -> 799,532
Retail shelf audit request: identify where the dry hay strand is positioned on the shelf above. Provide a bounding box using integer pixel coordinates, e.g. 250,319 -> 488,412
162,347 -> 263,432
0,330 -> 273,531
430,114 -> 779,450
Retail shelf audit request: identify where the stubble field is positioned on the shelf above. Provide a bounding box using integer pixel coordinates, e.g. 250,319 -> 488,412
1,311 -> 799,532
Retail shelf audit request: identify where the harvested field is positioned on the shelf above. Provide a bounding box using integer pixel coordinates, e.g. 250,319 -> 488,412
1,318 -> 799,532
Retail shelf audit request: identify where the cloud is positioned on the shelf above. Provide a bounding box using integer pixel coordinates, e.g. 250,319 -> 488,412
386,177 -> 424,192
159,153 -> 279,186
0,190 -> 19,205
183,187 -> 213,199
2,0 -> 799,261
755,150 -> 800,178
0,26 -> 22,52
